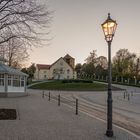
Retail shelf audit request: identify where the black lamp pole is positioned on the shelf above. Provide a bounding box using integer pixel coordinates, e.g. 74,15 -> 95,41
101,13 -> 117,137
106,40 -> 113,137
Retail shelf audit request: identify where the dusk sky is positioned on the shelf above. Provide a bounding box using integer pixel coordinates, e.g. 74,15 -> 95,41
29,0 -> 140,65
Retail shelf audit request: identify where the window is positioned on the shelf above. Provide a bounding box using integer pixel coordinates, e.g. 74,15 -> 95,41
44,71 -> 46,74
20,76 -> 25,87
13,75 -> 20,87
8,75 -> 13,86
60,68 -> 63,74
66,59 -> 70,65
67,69 -> 70,74
0,74 -> 4,86
53,69 -> 56,73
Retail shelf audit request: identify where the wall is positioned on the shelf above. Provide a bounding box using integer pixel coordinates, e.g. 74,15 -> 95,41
34,68 -> 50,80
0,86 -> 5,92
8,86 -> 25,93
49,58 -> 75,79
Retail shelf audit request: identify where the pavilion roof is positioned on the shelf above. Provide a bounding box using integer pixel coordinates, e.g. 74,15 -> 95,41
0,63 -> 28,76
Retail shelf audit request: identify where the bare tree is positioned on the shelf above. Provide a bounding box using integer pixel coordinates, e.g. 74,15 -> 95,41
0,0 -> 51,67
0,0 -> 51,46
2,38 -> 29,68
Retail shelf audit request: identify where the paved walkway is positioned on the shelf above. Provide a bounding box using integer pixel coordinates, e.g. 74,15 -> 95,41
0,90 -> 139,140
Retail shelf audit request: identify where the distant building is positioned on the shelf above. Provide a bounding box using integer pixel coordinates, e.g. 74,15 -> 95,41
34,54 -> 77,80
0,57 -> 28,97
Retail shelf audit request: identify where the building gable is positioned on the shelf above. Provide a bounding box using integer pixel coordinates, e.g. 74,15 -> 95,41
50,57 -> 73,70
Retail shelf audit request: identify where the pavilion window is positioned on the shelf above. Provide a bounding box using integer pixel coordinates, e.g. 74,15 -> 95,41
13,75 -> 20,87
8,75 -> 13,86
0,74 -> 4,86
20,76 -> 25,87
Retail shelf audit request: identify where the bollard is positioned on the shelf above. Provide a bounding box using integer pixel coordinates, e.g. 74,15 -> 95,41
131,91 -> 133,96
58,94 -> 60,106
48,92 -> 50,101
76,99 -> 78,115
128,93 -> 130,101
124,91 -> 125,99
42,91 -> 45,98
125,90 -> 127,97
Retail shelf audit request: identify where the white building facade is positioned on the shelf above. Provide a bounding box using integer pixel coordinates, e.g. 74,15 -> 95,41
34,54 -> 77,80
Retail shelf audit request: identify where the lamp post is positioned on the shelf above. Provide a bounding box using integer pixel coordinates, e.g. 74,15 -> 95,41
101,13 -> 117,137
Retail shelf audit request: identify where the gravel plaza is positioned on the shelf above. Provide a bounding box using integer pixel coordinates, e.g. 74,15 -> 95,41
0,89 -> 139,140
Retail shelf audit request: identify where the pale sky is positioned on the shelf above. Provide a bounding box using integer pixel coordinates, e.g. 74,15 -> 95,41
29,0 -> 140,66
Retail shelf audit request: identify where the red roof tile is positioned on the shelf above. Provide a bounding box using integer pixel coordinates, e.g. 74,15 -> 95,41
36,64 -> 51,70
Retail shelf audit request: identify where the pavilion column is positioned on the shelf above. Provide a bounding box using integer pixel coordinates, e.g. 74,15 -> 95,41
4,74 -> 8,96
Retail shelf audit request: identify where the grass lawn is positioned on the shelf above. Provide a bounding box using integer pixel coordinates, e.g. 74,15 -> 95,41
29,81 -> 121,91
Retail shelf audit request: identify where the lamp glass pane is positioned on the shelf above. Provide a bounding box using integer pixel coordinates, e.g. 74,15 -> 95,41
102,20 -> 117,41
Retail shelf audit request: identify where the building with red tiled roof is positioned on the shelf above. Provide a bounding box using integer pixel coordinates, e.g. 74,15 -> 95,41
34,54 -> 77,80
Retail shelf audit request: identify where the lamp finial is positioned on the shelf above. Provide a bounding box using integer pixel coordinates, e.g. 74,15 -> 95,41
108,13 -> 111,19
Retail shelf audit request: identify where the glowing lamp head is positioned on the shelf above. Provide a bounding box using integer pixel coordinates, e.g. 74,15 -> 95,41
101,13 -> 117,42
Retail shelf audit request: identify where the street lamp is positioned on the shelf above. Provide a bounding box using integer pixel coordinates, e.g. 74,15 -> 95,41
101,13 -> 117,137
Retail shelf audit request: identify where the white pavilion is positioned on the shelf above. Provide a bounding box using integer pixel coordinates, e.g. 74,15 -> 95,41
0,58 -> 28,97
